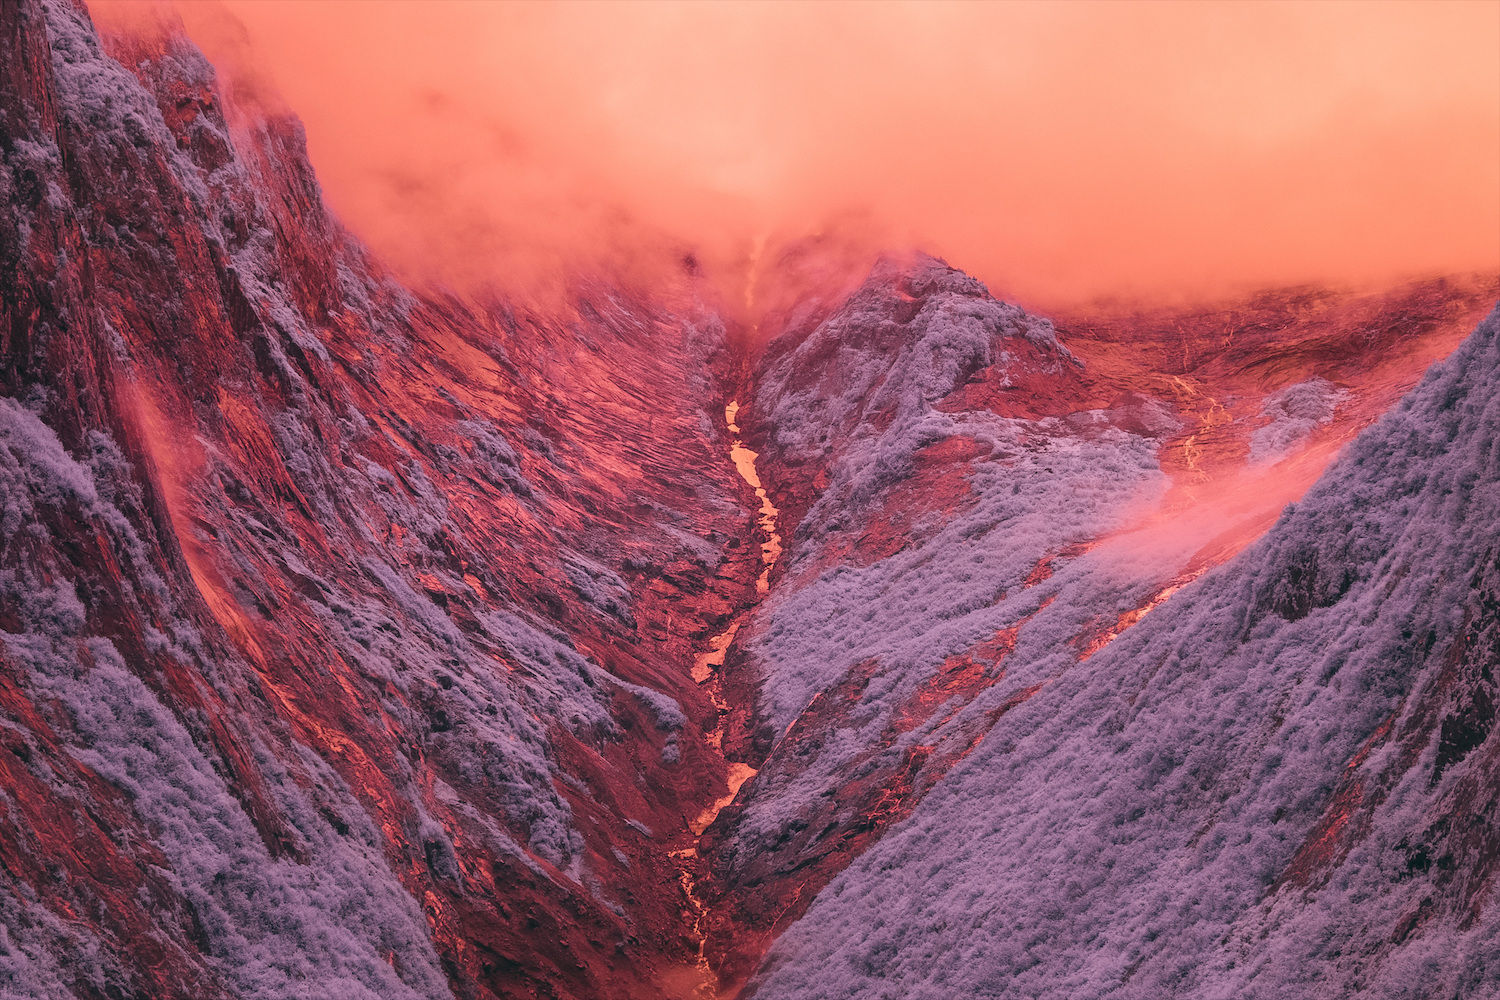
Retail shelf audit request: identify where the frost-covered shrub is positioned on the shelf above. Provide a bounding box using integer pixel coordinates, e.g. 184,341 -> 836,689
0,393 -> 453,1000
1249,378 -> 1350,464
560,550 -> 633,626
747,307 -> 1500,1000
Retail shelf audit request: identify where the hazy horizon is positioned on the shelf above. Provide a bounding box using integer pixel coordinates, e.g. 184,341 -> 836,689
98,0 -> 1500,315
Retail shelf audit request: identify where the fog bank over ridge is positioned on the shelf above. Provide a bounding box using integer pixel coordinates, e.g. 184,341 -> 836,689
96,0 -> 1500,312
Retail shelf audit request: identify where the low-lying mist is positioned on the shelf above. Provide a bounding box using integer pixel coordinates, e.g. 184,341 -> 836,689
98,0 -> 1499,321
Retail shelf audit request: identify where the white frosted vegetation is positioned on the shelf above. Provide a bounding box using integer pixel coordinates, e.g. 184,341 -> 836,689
9,3 -> 1497,998
733,261 -> 1195,852
749,306 -> 1500,999
4,2 -> 721,994
1249,377 -> 1351,464
757,259 -> 1071,479
751,406 -> 1167,731
0,398 -> 453,1000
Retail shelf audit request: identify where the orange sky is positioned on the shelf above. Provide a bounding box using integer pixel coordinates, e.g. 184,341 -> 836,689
105,0 -> 1500,312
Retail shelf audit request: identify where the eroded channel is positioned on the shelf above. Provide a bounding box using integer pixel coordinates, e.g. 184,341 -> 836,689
671,399 -> 783,998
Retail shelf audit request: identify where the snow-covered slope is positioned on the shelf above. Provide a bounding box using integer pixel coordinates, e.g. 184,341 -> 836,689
746,306 -> 1500,998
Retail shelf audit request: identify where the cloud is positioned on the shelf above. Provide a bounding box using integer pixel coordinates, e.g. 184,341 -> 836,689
97,0 -> 1500,313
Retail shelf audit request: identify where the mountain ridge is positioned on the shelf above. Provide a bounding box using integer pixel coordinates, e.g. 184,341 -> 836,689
1,2 -> 1497,998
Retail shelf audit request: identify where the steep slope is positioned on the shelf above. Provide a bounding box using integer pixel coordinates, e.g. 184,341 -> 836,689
687,253 -> 1493,990
3,2 -> 1498,998
741,303 -> 1500,996
0,3 -> 760,998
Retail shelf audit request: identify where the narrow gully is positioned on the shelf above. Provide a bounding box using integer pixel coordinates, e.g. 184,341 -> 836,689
670,398 -> 783,998
725,400 -> 782,594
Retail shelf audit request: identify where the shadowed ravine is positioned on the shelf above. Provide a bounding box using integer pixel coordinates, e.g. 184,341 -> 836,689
725,401 -> 784,595
669,399 -> 782,998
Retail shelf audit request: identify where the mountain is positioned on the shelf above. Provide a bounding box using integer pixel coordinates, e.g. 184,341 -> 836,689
742,301 -> 1500,1000
1,2 -> 1496,999
3,2 -> 759,997
690,253 -> 1496,994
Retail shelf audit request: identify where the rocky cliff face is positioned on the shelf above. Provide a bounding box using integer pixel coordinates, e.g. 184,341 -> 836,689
1,3 -> 1497,999
1,3 -> 761,997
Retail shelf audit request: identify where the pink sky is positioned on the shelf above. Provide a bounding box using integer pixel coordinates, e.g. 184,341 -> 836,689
107,0 -> 1500,311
